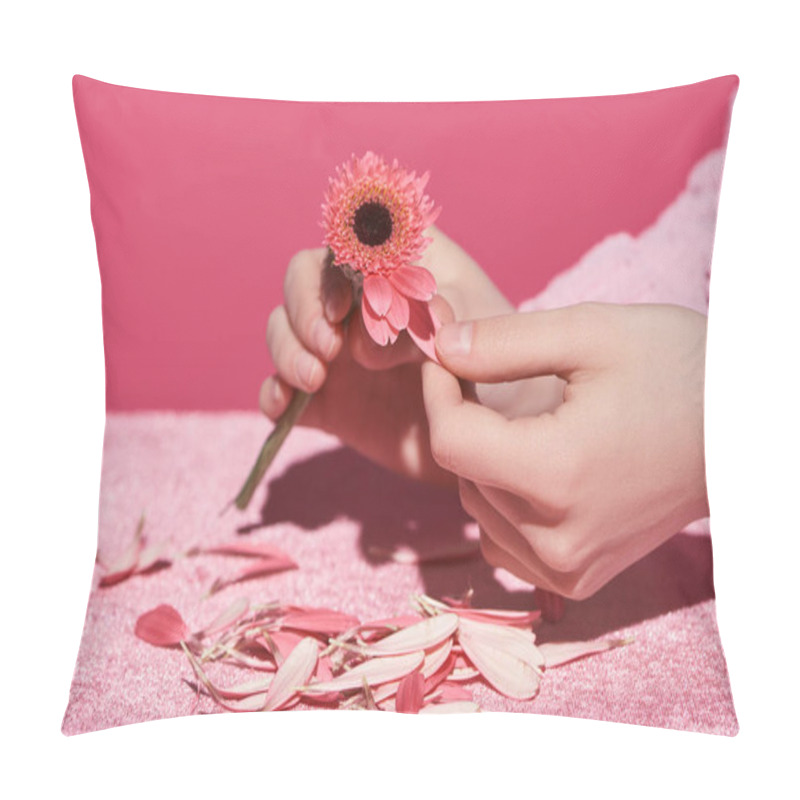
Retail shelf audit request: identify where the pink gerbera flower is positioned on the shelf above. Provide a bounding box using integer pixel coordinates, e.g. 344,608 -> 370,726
322,151 -> 442,360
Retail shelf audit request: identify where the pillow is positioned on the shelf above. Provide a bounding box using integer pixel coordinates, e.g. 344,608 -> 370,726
63,74 -> 738,734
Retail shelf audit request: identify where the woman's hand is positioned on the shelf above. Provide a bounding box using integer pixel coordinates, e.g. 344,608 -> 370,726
421,303 -> 709,599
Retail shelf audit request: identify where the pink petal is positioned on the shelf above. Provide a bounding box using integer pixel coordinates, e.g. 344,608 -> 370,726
388,265 -> 437,301
419,701 -> 480,714
538,637 -> 632,669
135,605 -> 191,647
406,299 -> 441,362
200,542 -> 296,560
302,656 -> 341,705
357,613 -> 457,656
434,683 -> 474,703
373,640 -> 453,705
384,285 -> 410,331
100,542 -> 144,587
266,630 -> 307,662
422,651 -> 457,695
99,565 -> 138,587
418,594 -> 541,627
197,597 -> 250,637
209,556 -> 297,594
302,651 -> 425,694
282,608 -> 361,637
361,293 -> 398,346
395,671 -> 425,714
136,541 -> 170,573
263,636 -> 320,711
456,617 -> 543,700
363,273 -> 394,317
455,609 -> 542,627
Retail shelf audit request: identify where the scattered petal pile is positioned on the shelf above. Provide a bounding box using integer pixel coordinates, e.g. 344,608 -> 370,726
135,592 -> 631,714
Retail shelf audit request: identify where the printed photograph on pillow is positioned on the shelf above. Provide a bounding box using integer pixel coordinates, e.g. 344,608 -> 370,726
63,74 -> 738,734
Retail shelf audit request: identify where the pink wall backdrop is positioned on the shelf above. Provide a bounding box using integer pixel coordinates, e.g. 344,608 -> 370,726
73,75 -> 737,410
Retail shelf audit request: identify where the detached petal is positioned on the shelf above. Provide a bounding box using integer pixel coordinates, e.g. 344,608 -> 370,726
388,265 -> 437,301
209,556 -> 297,594
373,640 -> 453,705
357,613 -> 458,656
266,630 -> 308,661
198,596 -> 250,637
302,651 -> 425,694
434,683 -> 474,703
263,636 -> 319,711
395,671 -> 425,714
421,595 -> 541,630
457,617 -> 543,700
538,638 -> 632,669
282,608 -> 361,637
200,542 -> 296,560
136,541 -> 170,573
406,299 -> 441,362
135,605 -> 191,647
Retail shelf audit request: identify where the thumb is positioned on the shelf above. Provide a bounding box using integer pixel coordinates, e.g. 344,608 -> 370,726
434,304 -> 603,383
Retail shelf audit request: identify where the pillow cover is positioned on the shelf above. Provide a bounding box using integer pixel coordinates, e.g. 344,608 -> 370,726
63,75 -> 738,734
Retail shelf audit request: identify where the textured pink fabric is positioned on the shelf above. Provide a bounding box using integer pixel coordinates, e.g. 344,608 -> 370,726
61,415 -> 735,735
63,155 -> 737,735
72,74 -> 737,410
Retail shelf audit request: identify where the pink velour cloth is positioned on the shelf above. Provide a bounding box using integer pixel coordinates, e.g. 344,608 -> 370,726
63,152 -> 737,734
62,416 -> 735,735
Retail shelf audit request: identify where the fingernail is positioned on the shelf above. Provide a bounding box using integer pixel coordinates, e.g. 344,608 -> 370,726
294,351 -> 319,389
436,321 -> 472,357
312,317 -> 336,359
270,377 -> 283,405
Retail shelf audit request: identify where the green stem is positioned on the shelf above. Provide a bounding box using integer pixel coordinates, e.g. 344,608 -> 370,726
228,390 -> 312,512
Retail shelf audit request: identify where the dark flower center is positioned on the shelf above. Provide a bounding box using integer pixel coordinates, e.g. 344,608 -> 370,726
353,202 -> 393,246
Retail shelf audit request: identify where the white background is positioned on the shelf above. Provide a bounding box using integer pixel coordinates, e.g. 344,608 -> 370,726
2,1 -> 797,797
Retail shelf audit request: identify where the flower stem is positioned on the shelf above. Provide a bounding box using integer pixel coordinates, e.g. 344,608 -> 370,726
228,390 -> 312,511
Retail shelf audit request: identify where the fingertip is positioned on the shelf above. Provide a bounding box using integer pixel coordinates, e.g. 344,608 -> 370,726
435,320 -> 473,362
311,316 -> 341,361
259,375 -> 290,420
420,356 -> 464,417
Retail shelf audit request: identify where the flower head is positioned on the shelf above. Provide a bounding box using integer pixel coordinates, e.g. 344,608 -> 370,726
321,151 -> 442,360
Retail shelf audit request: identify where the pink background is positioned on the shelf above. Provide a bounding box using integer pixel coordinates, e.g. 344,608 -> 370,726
73,75 -> 737,410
